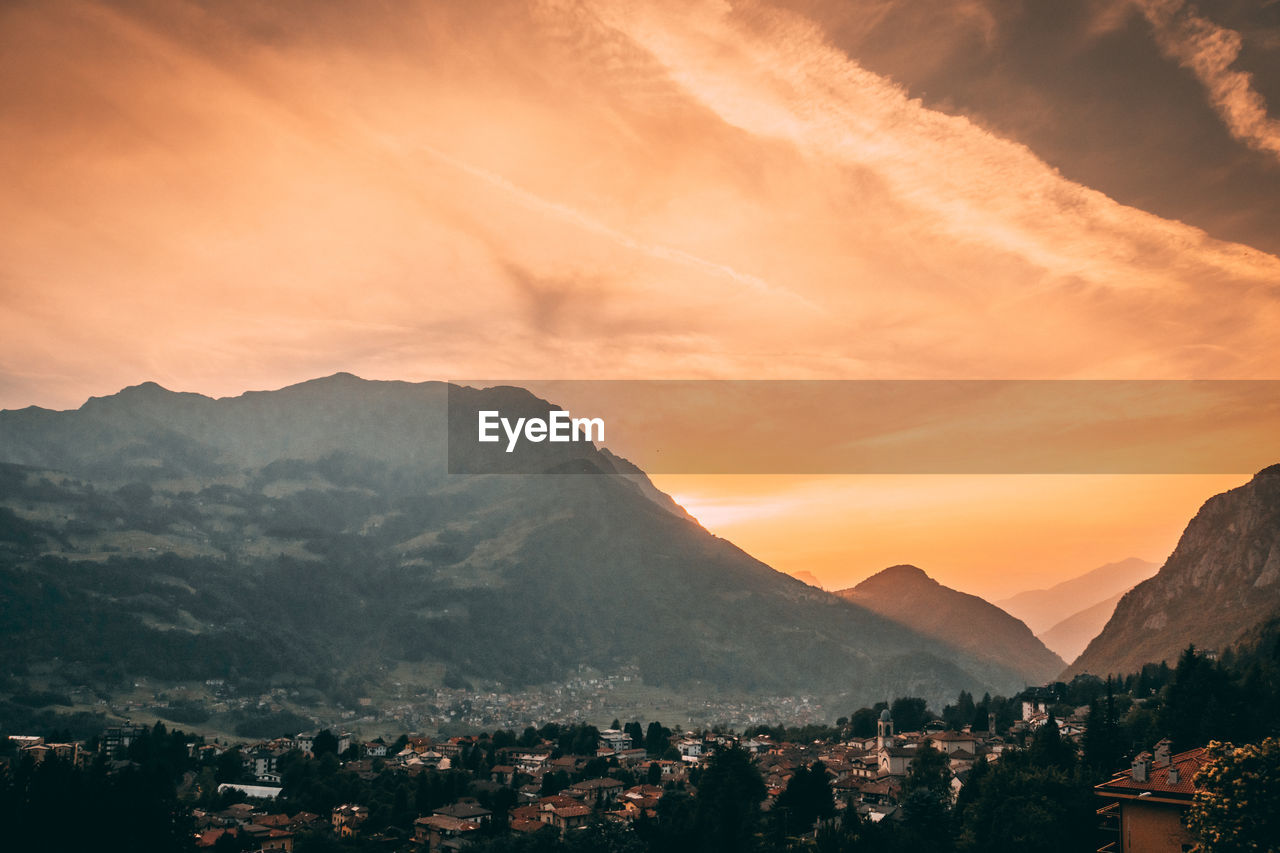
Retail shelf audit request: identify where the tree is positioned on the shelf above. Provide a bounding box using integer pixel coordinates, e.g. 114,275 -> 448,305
540,770 -> 570,797
953,750 -> 1093,853
849,707 -> 880,739
773,760 -> 834,834
215,747 -> 247,784
1083,677 -> 1124,778
1185,738 -> 1280,852
644,722 -> 670,756
890,697 -> 929,733
902,742 -> 952,850
312,730 -> 339,757
694,746 -> 766,853
1028,713 -> 1074,772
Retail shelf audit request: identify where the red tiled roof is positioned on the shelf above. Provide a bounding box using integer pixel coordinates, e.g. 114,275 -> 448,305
553,804 -> 591,818
415,815 -> 480,832
1096,747 -> 1211,796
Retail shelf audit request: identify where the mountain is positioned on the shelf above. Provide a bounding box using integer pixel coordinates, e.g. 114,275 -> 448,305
997,557 -> 1160,636
0,375 -> 1035,710
1066,466 -> 1280,679
790,570 -> 824,589
1039,592 -> 1125,665
835,565 -> 1065,687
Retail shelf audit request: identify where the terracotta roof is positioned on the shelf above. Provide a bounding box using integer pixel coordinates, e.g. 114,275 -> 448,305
539,796 -> 581,809
1096,747 -> 1211,797
572,777 -> 623,790
552,804 -> 591,818
415,815 -> 480,833
434,802 -> 491,819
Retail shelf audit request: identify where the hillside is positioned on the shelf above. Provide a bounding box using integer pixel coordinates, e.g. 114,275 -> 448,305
0,375 -> 1034,711
997,557 -> 1159,636
1039,592 -> 1125,664
1066,466 -> 1280,678
835,565 -> 1065,687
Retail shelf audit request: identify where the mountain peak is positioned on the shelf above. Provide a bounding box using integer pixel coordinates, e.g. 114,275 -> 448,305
108,380 -> 179,401
80,380 -> 193,412
858,564 -> 935,587
837,564 -> 1066,684
1066,463 -> 1280,679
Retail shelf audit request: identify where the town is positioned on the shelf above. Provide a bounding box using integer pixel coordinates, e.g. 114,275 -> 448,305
4,644 -> 1276,853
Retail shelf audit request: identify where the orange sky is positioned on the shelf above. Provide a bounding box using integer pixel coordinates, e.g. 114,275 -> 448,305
3,0 -> 1280,599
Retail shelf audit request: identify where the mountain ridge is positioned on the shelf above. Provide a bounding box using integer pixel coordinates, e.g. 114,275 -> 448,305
835,564 -> 1065,687
1065,466 -> 1280,678
0,375 -> 1036,708
997,557 -> 1159,636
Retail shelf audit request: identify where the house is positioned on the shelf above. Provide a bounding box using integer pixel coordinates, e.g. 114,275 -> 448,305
568,777 -> 624,807
598,729 -> 632,753
243,823 -> 294,851
217,783 -> 282,800
196,828 -> 239,848
101,723 -> 149,755
249,747 -> 289,780
1021,699 -> 1049,721
539,798 -> 591,835
433,802 -> 492,825
677,738 -> 704,762
331,804 -> 369,837
1094,739 -> 1212,853
930,731 -> 980,756
614,748 -> 648,766
413,815 -> 480,851
511,748 -> 552,773
362,742 -> 388,758
877,745 -> 916,776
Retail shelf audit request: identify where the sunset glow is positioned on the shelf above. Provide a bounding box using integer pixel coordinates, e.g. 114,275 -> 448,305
4,0 -> 1280,595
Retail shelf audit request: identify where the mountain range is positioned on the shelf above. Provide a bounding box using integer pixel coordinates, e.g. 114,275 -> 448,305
0,375 -> 1037,711
835,565 -> 1064,686
1066,466 -> 1280,678
997,557 -> 1160,637
1037,591 -> 1128,665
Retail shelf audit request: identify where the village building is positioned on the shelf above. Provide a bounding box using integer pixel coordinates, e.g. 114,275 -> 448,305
1094,739 -> 1212,853
413,815 -> 481,851
331,804 -> 369,837
597,729 -> 632,753
433,801 -> 492,825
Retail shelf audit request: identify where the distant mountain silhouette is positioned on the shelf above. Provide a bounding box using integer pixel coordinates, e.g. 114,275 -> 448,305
1039,592 -> 1126,664
835,565 -> 1064,686
1066,466 -> 1280,678
997,557 -> 1159,636
790,570 -> 824,589
0,375 -> 1035,708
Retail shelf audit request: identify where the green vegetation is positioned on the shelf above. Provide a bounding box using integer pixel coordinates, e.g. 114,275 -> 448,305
1185,737 -> 1280,852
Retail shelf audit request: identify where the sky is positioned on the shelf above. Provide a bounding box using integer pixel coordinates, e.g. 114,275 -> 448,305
3,0 -> 1279,598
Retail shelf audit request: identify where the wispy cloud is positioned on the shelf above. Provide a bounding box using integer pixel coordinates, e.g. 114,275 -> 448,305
2,0 -> 1280,411
1133,0 -> 1280,161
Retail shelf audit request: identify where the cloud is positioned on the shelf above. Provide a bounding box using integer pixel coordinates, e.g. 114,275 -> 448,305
1133,0 -> 1280,161
2,0 -> 1280,412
